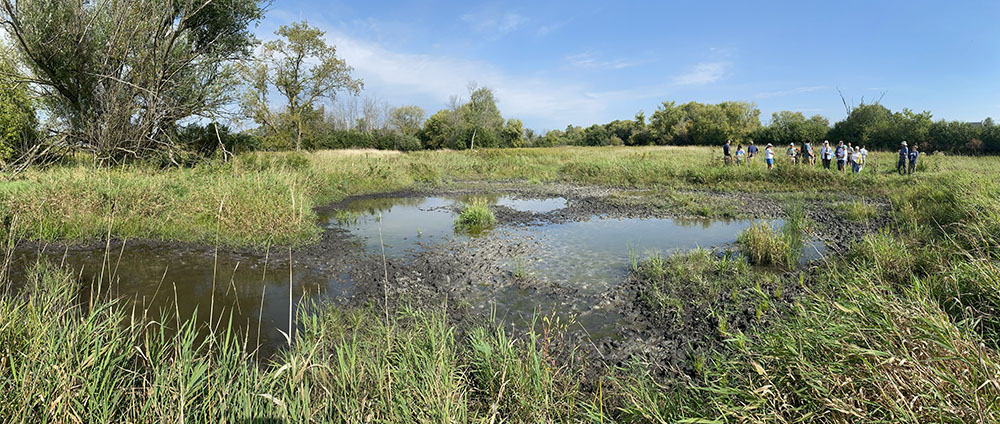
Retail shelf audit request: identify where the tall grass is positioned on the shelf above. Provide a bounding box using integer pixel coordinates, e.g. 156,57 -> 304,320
3,146 -> 990,247
737,202 -> 808,267
454,197 -> 496,235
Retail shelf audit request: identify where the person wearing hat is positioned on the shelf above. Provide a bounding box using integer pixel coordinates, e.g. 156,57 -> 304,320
747,141 -> 759,164
786,143 -> 798,164
897,141 -> 909,175
765,143 -> 775,170
820,140 -> 833,169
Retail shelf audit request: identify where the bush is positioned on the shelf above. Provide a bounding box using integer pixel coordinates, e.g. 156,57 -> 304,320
176,123 -> 260,158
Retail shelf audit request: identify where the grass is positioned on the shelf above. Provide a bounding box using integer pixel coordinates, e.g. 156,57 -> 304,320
0,261 -> 597,422
836,198 -> 879,221
737,201 -> 809,267
2,146 -> 993,247
4,147 -> 1000,421
454,196 -> 496,235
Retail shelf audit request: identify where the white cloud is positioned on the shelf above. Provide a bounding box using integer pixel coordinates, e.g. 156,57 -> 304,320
673,62 -> 728,86
326,31 -> 609,128
461,11 -> 526,39
565,52 -> 641,70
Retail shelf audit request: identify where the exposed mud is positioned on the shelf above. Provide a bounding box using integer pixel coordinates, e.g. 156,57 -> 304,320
9,181 -> 894,381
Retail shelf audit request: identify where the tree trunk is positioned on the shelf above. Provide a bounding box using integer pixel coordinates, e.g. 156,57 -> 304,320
470,127 -> 477,150
295,119 -> 303,151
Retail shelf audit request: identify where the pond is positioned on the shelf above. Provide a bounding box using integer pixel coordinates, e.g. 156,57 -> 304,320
7,194 -> 826,352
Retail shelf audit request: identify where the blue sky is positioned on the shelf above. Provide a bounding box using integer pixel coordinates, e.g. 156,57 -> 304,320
259,0 -> 1000,131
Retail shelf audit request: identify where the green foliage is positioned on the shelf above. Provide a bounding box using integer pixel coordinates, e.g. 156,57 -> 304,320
454,197 -> 496,234
752,111 -> 829,146
648,100 -> 762,145
176,123 -> 260,158
2,0 -> 263,161
738,204 -> 807,268
0,54 -> 38,163
241,21 -> 363,151
835,199 -> 878,222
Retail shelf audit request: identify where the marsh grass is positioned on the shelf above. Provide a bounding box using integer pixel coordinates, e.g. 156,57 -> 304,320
454,197 -> 496,235
3,146 -> 988,247
738,202 -> 809,268
0,260 -> 601,422
835,198 -> 878,222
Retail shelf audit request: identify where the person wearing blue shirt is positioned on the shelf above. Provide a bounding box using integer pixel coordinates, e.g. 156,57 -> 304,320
747,141 -> 759,164
835,141 -> 847,172
897,141 -> 909,175
908,145 -> 919,174
820,140 -> 833,169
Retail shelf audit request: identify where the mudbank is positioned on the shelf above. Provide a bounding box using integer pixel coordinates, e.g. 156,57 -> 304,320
7,182 -> 891,376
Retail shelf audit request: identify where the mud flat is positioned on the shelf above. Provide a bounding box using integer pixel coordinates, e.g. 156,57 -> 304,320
7,182 -> 892,375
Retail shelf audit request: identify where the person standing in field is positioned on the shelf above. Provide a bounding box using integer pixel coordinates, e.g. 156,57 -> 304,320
821,140 -> 833,169
835,141 -> 847,172
723,139 -> 732,166
735,144 -> 746,165
851,147 -> 862,174
765,143 -> 775,170
859,145 -> 868,172
786,143 -> 797,164
846,142 -> 854,171
747,141 -> 759,164
908,145 -> 919,174
803,139 -> 815,166
897,141 -> 909,175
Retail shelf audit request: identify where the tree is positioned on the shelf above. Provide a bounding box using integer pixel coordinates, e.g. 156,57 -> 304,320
1,0 -> 264,162
389,105 -> 426,136
241,21 -> 363,151
419,109 -> 457,150
500,118 -> 524,147
463,84 -> 503,149
0,45 -> 37,165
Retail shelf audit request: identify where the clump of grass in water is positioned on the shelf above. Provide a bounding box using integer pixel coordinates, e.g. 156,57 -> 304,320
454,197 -> 496,235
738,202 -> 808,267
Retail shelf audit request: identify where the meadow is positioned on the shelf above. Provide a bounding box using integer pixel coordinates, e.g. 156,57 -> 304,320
2,146 -> 999,422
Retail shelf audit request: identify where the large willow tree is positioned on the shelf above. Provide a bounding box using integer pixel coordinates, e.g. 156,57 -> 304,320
0,0 -> 264,162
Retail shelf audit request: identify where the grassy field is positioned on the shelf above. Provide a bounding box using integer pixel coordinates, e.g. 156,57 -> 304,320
2,146 -> 1000,421
2,146 -> 996,247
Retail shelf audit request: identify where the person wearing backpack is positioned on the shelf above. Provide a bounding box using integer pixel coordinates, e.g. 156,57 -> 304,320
897,141 -> 909,175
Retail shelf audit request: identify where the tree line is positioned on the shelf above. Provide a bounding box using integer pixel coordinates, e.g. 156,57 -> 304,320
1,2 -> 997,170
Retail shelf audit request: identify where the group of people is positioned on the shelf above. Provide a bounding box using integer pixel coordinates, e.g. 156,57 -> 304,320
722,139 -> 920,174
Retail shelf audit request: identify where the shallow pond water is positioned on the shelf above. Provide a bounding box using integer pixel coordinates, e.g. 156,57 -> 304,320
7,194 -> 827,352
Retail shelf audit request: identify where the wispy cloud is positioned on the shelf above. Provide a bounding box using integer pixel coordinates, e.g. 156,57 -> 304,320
461,11 -> 526,39
673,62 -> 729,85
565,52 -> 643,70
324,31 -> 609,128
755,85 -> 828,98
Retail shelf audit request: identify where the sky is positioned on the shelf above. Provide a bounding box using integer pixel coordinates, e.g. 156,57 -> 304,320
257,0 -> 1000,131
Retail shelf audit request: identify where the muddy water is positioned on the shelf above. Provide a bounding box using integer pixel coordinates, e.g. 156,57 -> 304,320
7,194 -> 826,352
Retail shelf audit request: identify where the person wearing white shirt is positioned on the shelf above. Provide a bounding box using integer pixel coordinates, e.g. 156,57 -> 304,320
820,140 -> 833,169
